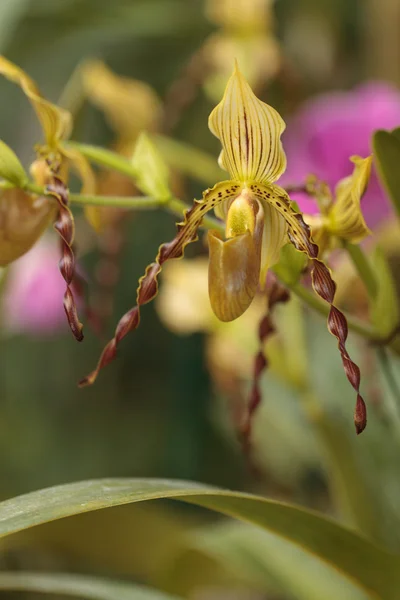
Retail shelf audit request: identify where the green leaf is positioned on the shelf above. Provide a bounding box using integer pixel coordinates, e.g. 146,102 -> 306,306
175,522 -> 370,600
0,139 -> 28,186
0,478 -> 399,599
373,129 -> 400,219
273,242 -> 307,286
370,246 -> 399,337
310,401 -> 388,545
131,133 -> 171,201
0,572 -> 180,600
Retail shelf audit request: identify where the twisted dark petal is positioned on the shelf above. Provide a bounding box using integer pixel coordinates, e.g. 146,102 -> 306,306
285,204 -> 367,433
241,281 -> 290,456
79,194 -> 219,387
46,176 -> 83,341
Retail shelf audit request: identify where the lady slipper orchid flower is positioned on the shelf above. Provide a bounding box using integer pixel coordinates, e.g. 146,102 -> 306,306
81,64 -> 366,435
0,56 -> 96,340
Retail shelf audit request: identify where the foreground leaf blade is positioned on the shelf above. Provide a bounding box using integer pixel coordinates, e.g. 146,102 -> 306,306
174,522 -> 370,600
0,478 -> 398,599
0,572 -> 180,600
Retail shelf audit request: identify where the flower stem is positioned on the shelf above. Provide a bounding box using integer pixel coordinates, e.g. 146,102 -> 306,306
11,179 -> 224,230
287,279 -> 378,340
284,271 -> 400,354
65,142 -> 135,178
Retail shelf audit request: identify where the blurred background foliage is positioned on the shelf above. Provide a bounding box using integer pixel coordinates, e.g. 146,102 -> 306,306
1,0 -> 400,598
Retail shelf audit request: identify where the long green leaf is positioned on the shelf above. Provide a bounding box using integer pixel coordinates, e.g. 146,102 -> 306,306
0,572 -> 180,600
370,246 -> 399,337
373,129 -> 400,219
0,479 -> 398,599
175,522 -> 370,600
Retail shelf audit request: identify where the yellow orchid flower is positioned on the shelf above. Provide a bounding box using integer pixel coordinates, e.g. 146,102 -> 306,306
0,56 -> 71,157
81,63 -> 366,435
0,57 -> 93,339
307,156 -> 372,255
0,56 -> 98,228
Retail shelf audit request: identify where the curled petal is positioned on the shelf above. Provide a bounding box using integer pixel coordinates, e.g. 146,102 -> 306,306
0,56 -> 71,150
79,181 -> 240,386
249,182 -> 367,432
208,62 -> 286,184
328,156 -> 372,243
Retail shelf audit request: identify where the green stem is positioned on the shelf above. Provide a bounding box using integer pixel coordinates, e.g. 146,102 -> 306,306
65,142 -> 136,179
343,241 -> 378,299
5,179 -> 224,230
286,272 -> 400,354
288,279 -> 378,340
67,138 -> 226,187
69,194 -> 161,209
23,181 -> 162,210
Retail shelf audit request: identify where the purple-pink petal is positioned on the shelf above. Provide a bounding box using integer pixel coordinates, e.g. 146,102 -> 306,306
2,237 -> 70,336
282,82 -> 400,226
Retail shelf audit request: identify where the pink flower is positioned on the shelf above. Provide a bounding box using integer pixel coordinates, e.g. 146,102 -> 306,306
2,236 -> 69,335
282,82 -> 400,226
